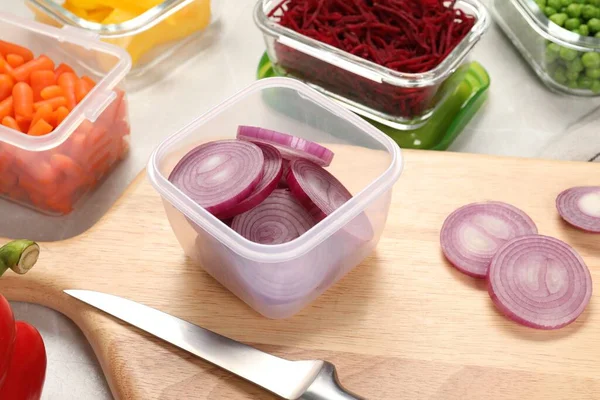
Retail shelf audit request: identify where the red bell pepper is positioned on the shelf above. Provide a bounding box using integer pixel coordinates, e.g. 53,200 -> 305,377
0,240 -> 47,400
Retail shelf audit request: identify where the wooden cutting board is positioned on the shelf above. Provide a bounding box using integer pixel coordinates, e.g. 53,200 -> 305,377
0,148 -> 599,400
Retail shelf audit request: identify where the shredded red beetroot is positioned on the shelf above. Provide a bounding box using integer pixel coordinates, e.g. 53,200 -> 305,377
268,0 -> 476,119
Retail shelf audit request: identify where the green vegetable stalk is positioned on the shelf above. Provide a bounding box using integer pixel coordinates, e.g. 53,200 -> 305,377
0,240 -> 40,277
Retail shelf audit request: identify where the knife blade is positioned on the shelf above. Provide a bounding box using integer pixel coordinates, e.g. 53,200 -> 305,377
64,290 -> 365,400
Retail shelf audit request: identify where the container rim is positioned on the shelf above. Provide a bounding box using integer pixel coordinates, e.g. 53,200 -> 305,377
25,0 -> 207,38
254,0 -> 490,88
0,12 -> 131,151
513,0 -> 600,50
147,77 -> 403,263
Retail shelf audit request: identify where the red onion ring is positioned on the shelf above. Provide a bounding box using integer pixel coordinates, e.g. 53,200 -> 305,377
488,235 -> 592,330
231,189 -> 316,244
217,143 -> 283,220
237,125 -> 334,167
556,186 -> 600,233
168,140 -> 264,216
440,202 -> 538,278
278,160 -> 290,188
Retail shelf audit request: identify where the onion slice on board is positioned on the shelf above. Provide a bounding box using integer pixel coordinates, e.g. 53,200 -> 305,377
237,126 -> 334,167
218,143 -> 283,220
231,189 -> 316,244
556,186 -> 600,233
440,202 -> 538,278
168,140 -> 264,217
488,235 -> 592,330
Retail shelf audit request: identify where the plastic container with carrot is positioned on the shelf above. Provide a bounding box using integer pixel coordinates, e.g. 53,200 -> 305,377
0,12 -> 131,215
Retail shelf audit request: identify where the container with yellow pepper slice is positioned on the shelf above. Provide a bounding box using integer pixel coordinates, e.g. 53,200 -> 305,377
0,240 -> 47,400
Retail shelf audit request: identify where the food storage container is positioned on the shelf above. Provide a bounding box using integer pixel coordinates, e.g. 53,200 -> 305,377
26,0 -> 216,75
148,77 -> 403,319
492,0 -> 600,95
0,12 -> 131,215
254,0 -> 489,130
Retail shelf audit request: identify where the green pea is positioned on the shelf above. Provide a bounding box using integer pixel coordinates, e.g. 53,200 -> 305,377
560,6 -> 567,12
545,6 -> 558,15
591,80 -> 600,93
589,0 -> 600,6
596,31 -> 600,37
588,17 -> 600,33
560,0 -> 572,6
567,3 -> 582,16
567,79 -> 579,88
578,76 -> 594,88
574,0 -> 585,3
536,0 -> 547,6
582,52 -> 600,68
565,17 -> 582,29
559,46 -> 579,60
567,57 -> 585,72
586,67 -> 600,78
566,69 -> 580,80
582,5 -> 598,20
578,24 -> 590,36
553,66 -> 568,83
548,0 -> 562,9
550,12 -> 569,25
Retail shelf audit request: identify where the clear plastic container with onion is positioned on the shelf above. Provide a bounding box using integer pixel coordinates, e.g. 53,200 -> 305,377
147,77 -> 403,319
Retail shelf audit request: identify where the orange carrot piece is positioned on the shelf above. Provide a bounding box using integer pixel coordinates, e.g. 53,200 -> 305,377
0,41 -> 34,63
28,161 -> 58,184
0,74 -> 13,102
0,96 -> 13,120
0,170 -> 17,192
15,115 -> 31,133
13,82 -> 33,119
11,55 -> 55,82
50,154 -> 84,179
58,72 -> 77,110
54,106 -> 69,127
6,54 -> 24,69
0,147 -> 15,173
40,85 -> 63,100
0,55 -> 12,75
19,174 -> 58,197
31,103 -> 53,128
1,116 -> 21,132
74,78 -> 92,104
54,63 -> 75,79
28,119 -> 53,136
30,70 -> 55,102
68,133 -> 87,162
81,76 -> 96,88
33,96 -> 67,111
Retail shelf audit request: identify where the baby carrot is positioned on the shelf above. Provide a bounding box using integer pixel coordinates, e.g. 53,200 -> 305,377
54,63 -> 75,79
11,55 -> 55,82
28,119 -> 53,136
50,154 -> 84,179
0,41 -> 34,63
1,116 -> 21,132
16,116 -> 31,133
58,72 -> 77,110
31,103 -> 53,128
40,85 -> 64,100
0,74 -> 13,102
0,96 -> 13,120
81,76 -> 96,88
6,54 -> 24,69
0,170 -> 17,192
74,78 -> 92,103
13,82 -> 33,119
0,55 -> 13,75
54,106 -> 69,126
30,70 -> 55,102
27,161 -> 57,184
33,97 -> 67,111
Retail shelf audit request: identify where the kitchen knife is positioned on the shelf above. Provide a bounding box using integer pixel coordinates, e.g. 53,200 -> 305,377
64,290 -> 365,400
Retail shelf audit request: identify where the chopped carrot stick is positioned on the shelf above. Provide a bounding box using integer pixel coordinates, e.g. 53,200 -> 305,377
13,82 -> 33,119
2,116 -> 21,132
0,55 -> 13,75
74,78 -> 92,103
0,96 -> 13,120
33,96 -> 67,111
0,147 -> 15,173
11,55 -> 55,82
68,133 -> 87,161
19,174 -> 57,197
54,63 -> 75,79
81,76 -> 96,88
26,161 -> 57,184
28,119 -> 53,136
31,103 -> 53,128
0,41 -> 34,63
50,154 -> 85,179
40,85 -> 63,100
58,72 -> 77,110
0,74 -> 13,102
54,106 -> 69,126
6,54 -> 24,69
30,70 -> 55,102
16,115 -> 31,133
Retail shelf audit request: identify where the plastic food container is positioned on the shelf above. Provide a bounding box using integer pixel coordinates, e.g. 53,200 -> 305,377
254,0 -> 489,129
26,0 -> 215,74
148,77 -> 403,319
0,12 -> 131,215
492,0 -> 600,96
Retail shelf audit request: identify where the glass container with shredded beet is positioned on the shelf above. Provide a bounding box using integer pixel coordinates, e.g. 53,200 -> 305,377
254,0 -> 489,128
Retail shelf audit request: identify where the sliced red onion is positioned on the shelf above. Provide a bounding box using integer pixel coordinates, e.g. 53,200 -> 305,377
287,158 -> 373,241
217,143 -> 283,220
556,186 -> 600,233
440,202 -> 538,278
168,140 -> 264,216
237,125 -> 334,167
231,189 -> 316,244
488,235 -> 592,330
278,160 -> 290,188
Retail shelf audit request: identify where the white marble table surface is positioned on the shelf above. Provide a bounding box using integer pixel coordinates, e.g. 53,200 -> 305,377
2,0 -> 599,399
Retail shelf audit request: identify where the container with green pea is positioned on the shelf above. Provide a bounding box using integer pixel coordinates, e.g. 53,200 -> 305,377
492,0 -> 600,95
